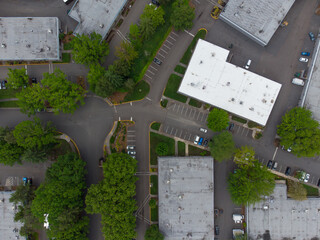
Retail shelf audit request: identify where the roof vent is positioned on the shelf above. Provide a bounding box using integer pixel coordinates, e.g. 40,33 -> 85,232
239,2 -> 244,8
240,101 -> 243,105
262,99 -> 267,103
170,168 -> 173,172
263,205 -> 269,210
202,85 -> 206,90
211,52 -> 215,57
200,60 -> 203,64
178,194 -> 184,200
99,24 -> 104,28
46,46 -> 50,51
259,30 -> 264,33
48,29 -> 52,33
305,209 -> 309,212
178,207 -> 182,211
226,82 -> 230,86
249,107 -> 254,111
231,98 -> 235,101
292,209 -> 296,213
26,44 -> 31,48
1,43 -> 6,48
234,12 -> 239,17
190,82 -> 195,86
166,180 -> 170,184
27,17 -> 33,20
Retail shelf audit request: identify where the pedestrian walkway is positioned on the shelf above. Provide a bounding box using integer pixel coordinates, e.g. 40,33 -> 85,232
0,98 -> 18,102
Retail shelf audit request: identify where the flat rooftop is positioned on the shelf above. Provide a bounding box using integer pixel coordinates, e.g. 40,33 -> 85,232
0,17 -> 60,61
178,39 -> 282,126
0,191 -> 23,239
220,0 -> 295,46
301,35 -> 320,122
247,182 -> 320,240
158,156 -> 214,240
68,0 -> 127,39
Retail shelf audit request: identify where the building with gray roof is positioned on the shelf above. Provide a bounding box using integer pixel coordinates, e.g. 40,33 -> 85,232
300,31 -> 320,122
0,17 -> 60,61
158,156 -> 214,240
68,0 -> 127,39
247,181 -> 320,240
0,191 -> 23,240
219,0 -> 295,46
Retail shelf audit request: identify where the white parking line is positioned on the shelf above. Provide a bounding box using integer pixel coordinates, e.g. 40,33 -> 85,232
163,44 -> 171,49
174,129 -> 178,136
179,130 -> 183,138
160,48 -> 168,54
184,30 -> 195,37
236,126 -> 241,134
245,129 -> 250,136
149,65 -> 158,71
184,108 -> 189,116
168,35 -> 176,41
180,106 -> 185,114
127,139 -> 135,142
194,0 -> 200,3
165,126 -> 169,133
145,74 -> 152,79
192,110 -> 197,118
188,133 -> 192,141
166,39 -> 174,45
158,52 -> 166,58
172,103 -> 176,111
170,127 -> 174,135
200,113 -> 205,122
272,147 -> 278,161
196,112 -> 201,121
171,31 -> 179,37
128,130 -> 135,132
147,69 -> 155,75
176,104 -> 180,112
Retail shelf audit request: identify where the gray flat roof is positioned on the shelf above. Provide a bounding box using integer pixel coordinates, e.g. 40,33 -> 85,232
247,182 -> 320,240
0,17 -> 60,61
68,0 -> 127,39
158,156 -> 214,240
301,35 -> 320,122
0,191 -> 23,239
220,0 -> 295,46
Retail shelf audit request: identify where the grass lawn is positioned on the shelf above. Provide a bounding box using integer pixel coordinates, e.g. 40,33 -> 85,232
0,88 -> 19,99
303,184 -> 319,196
163,74 -> 187,103
124,80 -> 150,102
178,141 -> 185,156
0,101 -> 19,108
231,115 -> 247,124
188,145 -> 211,156
174,65 -> 186,75
151,205 -> 158,221
180,29 -> 207,65
63,42 -> 73,50
130,4 -> 174,82
62,53 -> 71,63
151,122 -> 161,131
150,132 -> 175,165
49,139 -> 73,159
188,98 -> 202,108
160,99 -> 168,108
150,175 -> 158,195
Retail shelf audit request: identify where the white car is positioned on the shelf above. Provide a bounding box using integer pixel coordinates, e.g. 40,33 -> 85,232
299,57 -> 308,63
304,173 -> 310,183
194,136 -> 200,144
126,145 -> 135,150
244,59 -> 251,69
127,151 -> 136,155
200,128 -> 207,133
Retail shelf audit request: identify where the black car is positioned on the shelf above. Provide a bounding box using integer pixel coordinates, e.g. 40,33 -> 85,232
27,178 -> 32,185
31,78 -> 37,84
267,160 -> 273,169
214,225 -> 219,235
153,57 -> 162,65
228,123 -> 234,132
151,0 -> 160,7
203,139 -> 209,147
0,80 -> 7,90
285,167 -> 291,176
317,178 -> 320,187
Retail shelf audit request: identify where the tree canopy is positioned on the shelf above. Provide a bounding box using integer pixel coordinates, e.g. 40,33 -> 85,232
71,32 -> 109,66
207,108 -> 229,132
140,4 -> 165,39
87,64 -> 107,92
145,224 -> 164,240
171,0 -> 195,30
31,153 -> 89,240
228,159 -> 275,205
209,131 -> 235,162
277,107 -> 320,157
7,68 -> 29,89
233,145 -> 255,166
115,41 -> 138,66
85,153 -> 137,240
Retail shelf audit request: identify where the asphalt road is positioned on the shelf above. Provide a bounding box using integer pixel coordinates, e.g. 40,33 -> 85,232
0,0 -> 320,240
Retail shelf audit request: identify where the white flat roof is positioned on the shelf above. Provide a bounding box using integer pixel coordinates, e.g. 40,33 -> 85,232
68,0 -> 127,39
158,156 -> 214,240
178,39 -> 282,126
0,17 -> 60,61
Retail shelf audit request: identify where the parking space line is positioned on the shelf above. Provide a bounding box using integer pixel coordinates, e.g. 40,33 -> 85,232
165,126 -> 169,133
245,129 -> 250,136
147,69 -> 155,75
172,103 -> 176,111
145,74 -> 152,79
163,44 -> 171,49
200,113 -> 205,122
192,110 -> 197,119
183,107 -> 189,116
160,48 -> 168,54
196,112 -> 202,121
241,127 -> 246,135
171,31 -> 179,37
188,133 -> 191,141
179,130 -> 183,138
127,139 -> 135,142
236,126 -> 241,134
149,65 -> 158,71
168,35 -> 176,41
188,109 -> 193,118
174,129 -> 178,136
170,127 -> 174,135
158,52 -> 166,58
180,106 -> 185,114
166,39 -> 174,45
176,104 -> 180,112
278,165 -> 282,172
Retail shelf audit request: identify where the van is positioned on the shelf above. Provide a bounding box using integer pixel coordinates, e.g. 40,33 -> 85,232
245,59 -> 251,69
292,78 -> 304,86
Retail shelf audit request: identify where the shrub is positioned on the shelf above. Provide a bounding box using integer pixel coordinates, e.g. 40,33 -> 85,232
149,198 -> 157,208
156,142 -> 169,156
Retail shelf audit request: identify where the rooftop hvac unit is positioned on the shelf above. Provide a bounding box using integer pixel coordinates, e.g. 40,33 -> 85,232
48,29 -> 52,33
1,43 -> 6,48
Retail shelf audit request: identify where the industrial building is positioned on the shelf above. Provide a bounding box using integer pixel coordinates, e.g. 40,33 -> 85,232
158,156 -> 214,240
0,17 -> 60,61
68,0 -> 127,39
247,181 -> 320,239
178,39 -> 282,126
219,0 -> 295,46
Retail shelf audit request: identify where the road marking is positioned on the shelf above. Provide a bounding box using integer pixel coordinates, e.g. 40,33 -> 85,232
119,116 -> 121,121
184,108 -> 189,116
163,44 -> 171,49
236,126 -> 241,134
146,97 -> 152,101
200,113 -> 205,122
207,0 -> 215,5
179,130 -> 183,138
194,0 -> 200,3
145,74 -> 152,79
184,30 -> 195,37
149,65 -> 158,71
192,110 -> 197,118
174,129 -> 178,136
168,35 -> 176,41
170,127 -> 174,135
128,130 -> 135,132
196,112 -> 201,121
180,106 -> 185,114
130,102 -> 132,106
113,105 -> 117,113
188,133 -> 191,141
158,52 -> 166,58
116,30 -> 129,42
172,103 -> 176,111
171,31 -> 179,37
127,139 -> 135,142
272,147 -> 278,160
245,129 -> 250,136
160,48 -> 168,54
147,69 -> 155,75
165,126 -> 169,133
176,104 -> 180,112
166,39 -> 174,45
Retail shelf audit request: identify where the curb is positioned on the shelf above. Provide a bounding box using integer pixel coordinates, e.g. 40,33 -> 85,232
56,131 -> 81,157
103,121 -> 117,155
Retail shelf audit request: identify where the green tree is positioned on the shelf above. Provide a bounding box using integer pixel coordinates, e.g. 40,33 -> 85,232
207,108 -> 229,132
0,142 -> 23,166
228,159 -> 275,205
233,146 -> 255,166
159,0 -> 173,4
7,68 -> 29,89
149,198 -> 157,208
94,75 -> 115,98
139,17 -> 156,40
115,41 -> 138,66
129,24 -> 142,49
171,0 -> 195,30
0,126 -> 16,144
87,64 -> 107,91
145,224 -> 164,240
17,84 -> 48,116
104,69 -> 124,89
85,153 -> 137,240
13,117 -> 58,151
41,69 -> 85,114
21,148 -> 47,163
124,78 -> 136,91
277,107 -> 320,157
31,153 -> 89,240
156,142 -> 169,156
209,131 -> 235,162
111,59 -> 132,77
287,180 -> 307,201
139,4 -> 165,39
71,32 -> 109,66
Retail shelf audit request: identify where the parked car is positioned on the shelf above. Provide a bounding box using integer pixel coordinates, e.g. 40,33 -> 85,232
127,151 -> 136,155
292,78 -> 304,87
31,77 -> 37,84
309,32 -> 315,41
317,178 -> 320,187
267,160 -> 273,169
200,127 -> 207,133
299,57 -> 308,63
27,178 -> 32,185
153,57 -> 162,65
272,161 -> 278,170
198,137 -> 204,145
285,167 -> 291,176
127,145 -> 135,150
214,225 -> 220,235
244,59 -> 251,69
194,135 -> 200,144
22,177 -> 28,186
228,123 -> 235,132
0,80 -> 7,90
63,0 -> 74,5
301,52 -> 310,56
304,173 -> 310,183
203,139 -> 209,147
151,0 -> 160,7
